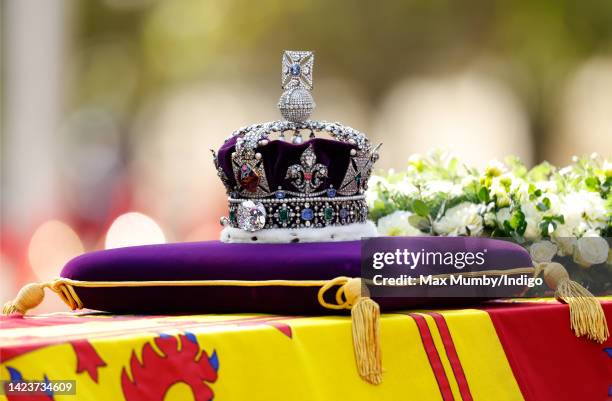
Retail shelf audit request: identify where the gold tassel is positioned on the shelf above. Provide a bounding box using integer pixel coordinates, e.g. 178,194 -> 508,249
540,262 -> 609,343
343,278 -> 383,384
2,283 -> 47,315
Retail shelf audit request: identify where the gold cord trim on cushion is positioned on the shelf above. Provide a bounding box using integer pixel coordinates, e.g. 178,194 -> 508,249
3,265 -> 537,316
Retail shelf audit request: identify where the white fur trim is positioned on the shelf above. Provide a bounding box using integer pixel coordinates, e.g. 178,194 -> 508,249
220,221 -> 378,243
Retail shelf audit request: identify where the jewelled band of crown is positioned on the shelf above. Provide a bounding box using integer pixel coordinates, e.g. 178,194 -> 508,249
226,196 -> 368,230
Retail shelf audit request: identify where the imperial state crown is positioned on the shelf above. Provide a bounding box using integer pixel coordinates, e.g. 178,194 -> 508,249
212,50 -> 380,243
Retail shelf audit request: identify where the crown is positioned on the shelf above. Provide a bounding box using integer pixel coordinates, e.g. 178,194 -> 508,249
212,51 -> 380,242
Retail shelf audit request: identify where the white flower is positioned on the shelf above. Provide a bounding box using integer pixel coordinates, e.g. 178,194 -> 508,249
490,176 -> 511,207
460,175 -> 478,188
580,194 -> 607,225
484,211 -> 496,227
556,190 -> 607,235
485,159 -> 507,177
521,201 -> 543,241
433,202 -> 483,236
496,207 -> 512,227
392,179 -> 419,196
377,211 -> 424,237
511,179 -> 531,202
365,175 -> 388,208
551,226 -> 577,257
603,160 -> 612,176
573,236 -> 609,268
544,193 -> 561,214
529,240 -> 558,263
422,180 -> 462,198
535,180 -> 557,193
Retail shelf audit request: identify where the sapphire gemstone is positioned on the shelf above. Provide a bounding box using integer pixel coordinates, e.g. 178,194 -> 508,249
339,208 -> 349,219
290,63 -> 301,76
301,208 -> 314,220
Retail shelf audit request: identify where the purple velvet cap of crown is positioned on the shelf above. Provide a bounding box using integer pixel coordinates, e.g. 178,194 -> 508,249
217,136 -> 357,195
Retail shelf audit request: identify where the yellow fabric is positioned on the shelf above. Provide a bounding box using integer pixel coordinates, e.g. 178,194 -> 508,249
434,309 -> 523,401
1,310 -> 523,401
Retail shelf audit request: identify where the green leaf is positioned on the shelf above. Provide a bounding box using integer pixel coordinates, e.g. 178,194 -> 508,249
527,162 -> 552,181
408,214 -> 430,230
536,197 -> 551,211
539,220 -> 556,237
508,209 -> 525,230
551,214 -> 565,224
373,199 -> 386,210
477,187 -> 490,203
412,199 -> 430,217
585,176 -> 599,191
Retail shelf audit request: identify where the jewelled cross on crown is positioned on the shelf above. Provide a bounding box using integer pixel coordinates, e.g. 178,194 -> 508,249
278,50 -> 316,123
281,50 -> 314,90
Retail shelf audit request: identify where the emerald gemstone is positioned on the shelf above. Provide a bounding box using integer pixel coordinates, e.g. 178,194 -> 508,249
355,172 -> 362,183
229,210 -> 237,223
279,208 -> 289,222
324,207 -> 334,221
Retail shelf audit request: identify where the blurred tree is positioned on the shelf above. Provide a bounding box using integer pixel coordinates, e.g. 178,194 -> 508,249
71,0 -> 612,156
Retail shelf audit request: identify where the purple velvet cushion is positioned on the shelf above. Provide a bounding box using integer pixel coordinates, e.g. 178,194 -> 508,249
60,238 -> 532,314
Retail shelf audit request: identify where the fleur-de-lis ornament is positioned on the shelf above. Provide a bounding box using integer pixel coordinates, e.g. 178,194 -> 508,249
285,145 -> 328,193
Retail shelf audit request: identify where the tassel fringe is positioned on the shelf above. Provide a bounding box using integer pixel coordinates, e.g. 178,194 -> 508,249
318,277 -> 383,384
351,297 -> 382,384
555,279 -> 609,343
3,280 -> 82,316
541,262 -> 609,343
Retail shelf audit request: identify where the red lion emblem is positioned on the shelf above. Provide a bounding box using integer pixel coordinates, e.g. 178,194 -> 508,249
121,333 -> 218,401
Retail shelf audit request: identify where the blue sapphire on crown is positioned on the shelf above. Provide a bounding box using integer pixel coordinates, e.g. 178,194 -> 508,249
290,63 -> 301,76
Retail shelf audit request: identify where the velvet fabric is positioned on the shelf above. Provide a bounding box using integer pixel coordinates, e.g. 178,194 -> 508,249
216,137 -> 356,193
60,238 -> 532,314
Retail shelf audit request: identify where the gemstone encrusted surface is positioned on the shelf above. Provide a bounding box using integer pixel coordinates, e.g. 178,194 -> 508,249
228,196 -> 367,230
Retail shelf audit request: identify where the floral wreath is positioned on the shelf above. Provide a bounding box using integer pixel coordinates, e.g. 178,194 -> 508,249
368,150 -> 611,296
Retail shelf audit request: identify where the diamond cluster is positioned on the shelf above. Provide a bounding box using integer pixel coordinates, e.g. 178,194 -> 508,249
236,200 -> 266,232
278,87 -> 315,123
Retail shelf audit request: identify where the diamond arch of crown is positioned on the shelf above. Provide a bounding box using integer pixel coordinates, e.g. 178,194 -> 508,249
228,120 -> 373,156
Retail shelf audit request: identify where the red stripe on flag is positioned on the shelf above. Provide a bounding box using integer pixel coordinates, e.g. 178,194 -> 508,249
484,301 -> 612,401
408,313 -> 455,401
427,312 -> 474,401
